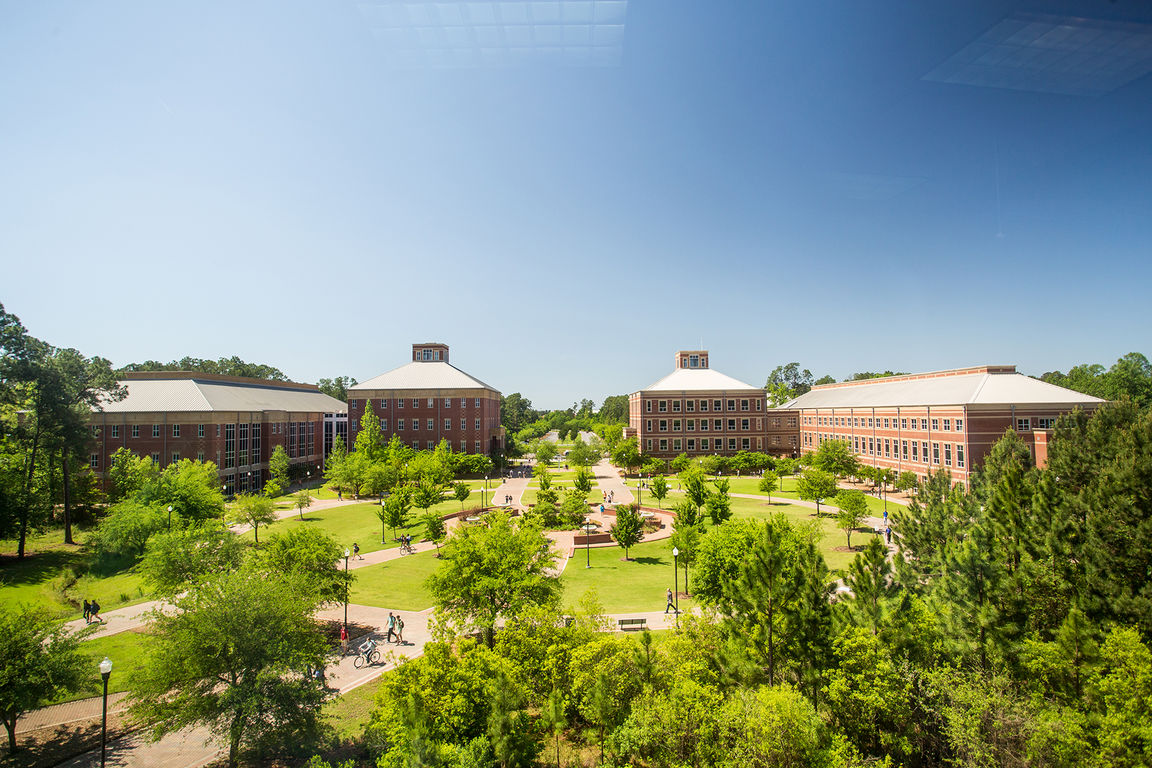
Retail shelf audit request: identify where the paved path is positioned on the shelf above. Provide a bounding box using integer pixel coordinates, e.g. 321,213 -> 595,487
61,600 -> 167,641
17,692 -> 132,734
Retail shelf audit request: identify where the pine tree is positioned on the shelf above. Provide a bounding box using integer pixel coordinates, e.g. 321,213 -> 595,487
845,537 -> 897,635
354,404 -> 385,462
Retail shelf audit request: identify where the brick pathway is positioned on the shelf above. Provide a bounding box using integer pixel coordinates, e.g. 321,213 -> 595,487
16,692 -> 131,734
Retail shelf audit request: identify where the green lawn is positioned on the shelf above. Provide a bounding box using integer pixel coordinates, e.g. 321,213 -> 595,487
672,475 -> 899,520
45,629 -> 155,705
725,497 -> 867,572
560,539 -> 695,614
348,550 -> 439,611
323,676 -> 383,740
301,478 -> 491,502
0,528 -> 149,619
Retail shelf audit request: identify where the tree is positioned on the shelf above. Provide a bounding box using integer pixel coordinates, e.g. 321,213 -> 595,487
764,363 -> 815,405
426,511 -> 560,645
610,438 -> 641,476
94,498 -> 166,558
421,510 -> 447,556
413,476 -> 448,517
811,439 -> 858,478
532,440 -> 557,465
316,376 -> 357,402
232,492 -> 276,544
107,447 -> 159,502
268,445 -> 290,495
895,470 -> 917,493
597,395 -> 629,425
501,393 -> 539,434
292,489 -> 313,519
0,607 -> 94,751
257,526 -> 351,605
452,481 -> 472,511
649,475 -> 669,508
759,471 -> 779,503
706,478 -> 732,525
835,489 -> 868,549
692,519 -> 761,604
680,467 -> 710,514
566,439 -> 599,468
139,459 -> 226,523
824,627 -> 914,761
540,688 -> 566,768
843,537 -> 897,634
140,522 -> 245,596
355,404 -> 386,462
381,487 -> 412,542
129,571 -> 331,768
119,356 -> 288,381
669,520 -> 701,596
796,469 -> 837,516
609,504 -> 645,560
572,466 -> 594,497
670,453 -> 692,473
323,434 -> 349,494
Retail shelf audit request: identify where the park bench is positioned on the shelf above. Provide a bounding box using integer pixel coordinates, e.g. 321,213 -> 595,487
618,617 -> 647,632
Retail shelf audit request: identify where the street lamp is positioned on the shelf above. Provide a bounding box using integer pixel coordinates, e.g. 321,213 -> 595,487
380,496 -> 387,543
584,519 -> 593,568
342,549 -> 350,635
672,547 -> 680,628
166,505 -> 173,530
99,656 -> 113,767
482,475 -> 488,509
637,480 -> 642,508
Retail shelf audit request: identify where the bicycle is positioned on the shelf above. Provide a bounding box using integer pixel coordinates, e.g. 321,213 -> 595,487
354,646 -> 382,668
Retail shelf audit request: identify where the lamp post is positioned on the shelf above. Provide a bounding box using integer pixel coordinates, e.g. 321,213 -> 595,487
99,656 -> 112,767
166,505 -> 173,530
637,480 -> 642,508
342,549 -> 350,635
585,520 -> 591,568
672,547 -> 680,628
380,496 -> 386,544
482,475 -> 488,509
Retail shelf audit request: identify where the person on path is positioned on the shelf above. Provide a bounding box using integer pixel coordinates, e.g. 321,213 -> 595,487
386,612 -> 397,643
885,526 -> 892,544
340,624 -> 349,656
89,599 -> 102,623
353,542 -> 361,560
337,489 -> 342,500
82,599 -> 91,624
396,615 -> 405,644
664,588 -> 676,614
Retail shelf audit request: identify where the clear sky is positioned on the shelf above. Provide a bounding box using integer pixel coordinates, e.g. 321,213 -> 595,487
1,0 -> 1150,409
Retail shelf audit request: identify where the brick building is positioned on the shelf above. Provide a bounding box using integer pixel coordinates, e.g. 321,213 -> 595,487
89,372 -> 348,494
785,365 -> 1103,484
347,343 -> 504,456
628,350 -> 799,459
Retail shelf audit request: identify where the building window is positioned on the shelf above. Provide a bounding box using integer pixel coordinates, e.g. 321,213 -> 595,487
727,400 -> 736,411
152,424 -> 160,438
659,401 -> 667,413
1017,418 -> 1031,432
349,399 -> 357,410
931,419 -> 939,431
672,400 -> 681,412
475,418 -> 480,430
741,399 -> 749,411
444,419 -> 452,430
674,439 -> 682,451
459,419 -> 466,430
426,419 -> 434,431
411,399 -> 419,408
912,441 -> 919,462
646,439 -> 653,450
660,439 -> 668,451
398,399 -> 404,408
351,419 -> 358,431
646,420 -> 652,431
461,440 -> 467,452
728,438 -> 737,450
714,400 -> 722,411
1037,417 -> 1055,429
742,438 -> 750,450
700,438 -> 709,450
398,419 -> 405,431
151,452 -> 160,465
957,445 -> 965,468
687,439 -> 696,450
171,452 -> 180,465
943,419 -> 951,431
885,439 -> 891,458
727,419 -> 736,431
89,453 -> 99,468
645,401 -> 652,413
869,437 -> 875,455
380,399 -> 388,408
172,424 -> 180,438
901,440 -> 908,460
224,424 -> 235,469
109,425 -> 119,438
197,424 -> 204,438
197,451 -> 204,462
883,418 -> 890,428
956,419 -> 964,432
901,418 -> 907,429
700,400 -> 709,412
932,443 -> 940,464
659,420 -> 668,432
714,419 -> 723,431
854,436 -> 860,451
444,398 -> 451,407
474,398 -> 480,408
944,444 -> 952,466
686,400 -> 695,412
687,419 -> 695,431
131,425 -> 139,438
921,418 -> 928,430
673,420 -> 681,431
382,419 -> 389,431
741,419 -> 750,430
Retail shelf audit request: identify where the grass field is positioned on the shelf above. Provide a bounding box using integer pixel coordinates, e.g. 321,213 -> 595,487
323,676 -> 383,740
670,474 -> 902,519
45,629 -> 155,705
348,550 -> 439,611
0,528 -> 149,619
560,539 -> 695,614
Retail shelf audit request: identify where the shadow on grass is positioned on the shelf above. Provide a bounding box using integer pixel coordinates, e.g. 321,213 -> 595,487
0,550 -> 87,588
632,556 -> 667,566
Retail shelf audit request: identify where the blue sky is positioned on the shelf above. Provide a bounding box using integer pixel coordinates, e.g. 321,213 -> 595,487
1,0 -> 1150,409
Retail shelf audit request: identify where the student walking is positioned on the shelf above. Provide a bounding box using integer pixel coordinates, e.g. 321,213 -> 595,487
83,599 -> 91,624
386,612 -> 397,643
89,599 -> 102,623
396,615 -> 405,644
664,588 -> 676,614
340,624 -> 349,656
353,542 -> 361,560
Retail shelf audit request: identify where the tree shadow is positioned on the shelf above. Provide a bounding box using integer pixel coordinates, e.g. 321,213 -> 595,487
632,556 -> 665,566
0,550 -> 86,588
6,718 -> 132,768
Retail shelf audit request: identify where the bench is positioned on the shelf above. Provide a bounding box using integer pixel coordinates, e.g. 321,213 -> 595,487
618,617 -> 647,632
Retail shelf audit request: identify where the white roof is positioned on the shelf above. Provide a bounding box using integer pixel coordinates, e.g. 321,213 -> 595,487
783,371 -> 1104,409
96,378 -> 347,414
641,367 -> 762,393
350,361 -> 496,392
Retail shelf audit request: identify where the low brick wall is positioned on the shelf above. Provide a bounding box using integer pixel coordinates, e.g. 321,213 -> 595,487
573,531 -> 614,545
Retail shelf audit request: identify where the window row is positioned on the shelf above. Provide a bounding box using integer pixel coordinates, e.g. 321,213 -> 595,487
646,418 -> 758,433
804,432 -> 965,468
387,418 -> 483,432
804,415 -> 964,432
644,397 -> 763,414
349,397 -> 483,410
647,437 -> 753,452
